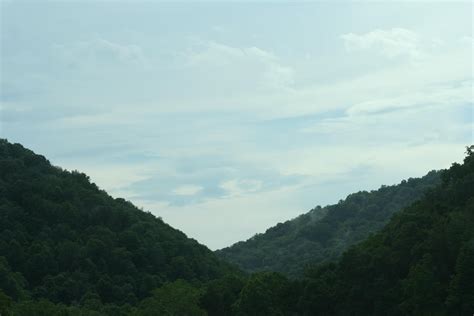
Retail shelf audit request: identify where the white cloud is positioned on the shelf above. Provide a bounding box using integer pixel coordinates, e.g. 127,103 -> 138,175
172,185 -> 204,196
341,28 -> 422,59
459,36 -> 473,45
220,179 -> 263,197
346,79 -> 472,116
185,41 -> 294,90
53,38 -> 148,69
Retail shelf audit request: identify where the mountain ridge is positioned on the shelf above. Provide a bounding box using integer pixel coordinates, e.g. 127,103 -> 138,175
2,139 -> 472,315
217,170 -> 441,276
0,139 -> 238,308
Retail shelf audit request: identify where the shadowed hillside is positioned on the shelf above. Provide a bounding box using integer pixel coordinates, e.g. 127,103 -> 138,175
1,140 -> 472,315
202,147 -> 474,315
0,139 -> 238,314
218,170 -> 441,276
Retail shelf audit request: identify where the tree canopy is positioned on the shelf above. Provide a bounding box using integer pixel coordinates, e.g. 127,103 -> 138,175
0,139 -> 238,313
218,170 -> 441,276
1,139 -> 473,315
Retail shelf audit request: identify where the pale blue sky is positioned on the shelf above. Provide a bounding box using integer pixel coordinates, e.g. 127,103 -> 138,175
1,0 -> 472,249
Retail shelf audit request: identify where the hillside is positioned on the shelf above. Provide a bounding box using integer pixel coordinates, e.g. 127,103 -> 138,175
217,171 -> 441,276
200,147 -> 474,315
1,139 -> 472,315
0,139 -> 237,313
294,146 -> 474,315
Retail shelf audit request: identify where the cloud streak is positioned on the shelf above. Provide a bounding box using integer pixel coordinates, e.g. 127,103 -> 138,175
53,38 -> 148,69
341,28 -> 422,60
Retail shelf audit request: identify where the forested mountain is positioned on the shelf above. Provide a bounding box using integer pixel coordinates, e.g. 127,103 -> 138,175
0,139 -> 238,314
217,171 -> 441,276
1,139 -> 472,315
293,146 -> 474,315
200,146 -> 474,315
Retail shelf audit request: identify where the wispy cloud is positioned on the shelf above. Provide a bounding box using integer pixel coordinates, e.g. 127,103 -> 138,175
341,28 -> 422,60
346,79 -> 472,116
173,185 -> 204,196
220,179 -> 263,197
185,41 -> 294,90
53,37 -> 148,69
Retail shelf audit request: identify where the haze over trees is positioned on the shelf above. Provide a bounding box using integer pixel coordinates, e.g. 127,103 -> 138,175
0,139 -> 473,315
218,170 -> 441,276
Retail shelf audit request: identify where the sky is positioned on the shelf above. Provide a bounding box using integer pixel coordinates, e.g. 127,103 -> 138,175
1,0 -> 472,250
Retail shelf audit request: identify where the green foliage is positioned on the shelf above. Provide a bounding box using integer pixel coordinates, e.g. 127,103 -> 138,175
199,274 -> 245,316
206,147 -> 474,315
2,139 -> 473,315
399,254 -> 443,314
134,280 -> 206,316
0,290 -> 13,316
446,240 -> 474,314
0,139 -> 236,311
232,272 -> 298,316
9,298 -> 134,316
218,171 -> 441,276
294,146 -> 474,315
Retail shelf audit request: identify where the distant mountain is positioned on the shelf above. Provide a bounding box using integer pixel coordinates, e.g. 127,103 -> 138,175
218,148 -> 474,315
294,147 -> 474,315
217,170 -> 441,276
0,139 -> 237,309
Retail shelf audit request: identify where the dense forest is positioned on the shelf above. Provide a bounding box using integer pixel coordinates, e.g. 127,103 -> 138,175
0,139 -> 238,315
1,139 -> 473,315
217,171 -> 441,276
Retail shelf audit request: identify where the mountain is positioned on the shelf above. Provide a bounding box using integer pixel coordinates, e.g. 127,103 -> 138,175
0,139 -> 237,313
204,147 -> 474,315
221,146 -> 474,316
1,139 -> 472,315
295,146 -> 474,315
217,170 -> 441,276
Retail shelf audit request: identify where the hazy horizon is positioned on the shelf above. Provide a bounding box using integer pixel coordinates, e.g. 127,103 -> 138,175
1,1 -> 472,249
